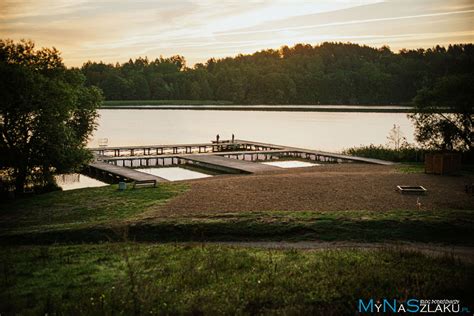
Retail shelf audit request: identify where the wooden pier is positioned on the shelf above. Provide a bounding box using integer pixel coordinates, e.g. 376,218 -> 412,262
88,161 -> 168,183
237,140 -> 395,166
89,141 -> 281,158
178,154 -> 281,174
86,139 -> 395,182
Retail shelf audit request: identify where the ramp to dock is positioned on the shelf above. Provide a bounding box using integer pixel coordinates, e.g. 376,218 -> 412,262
179,155 -> 280,174
89,161 -> 168,182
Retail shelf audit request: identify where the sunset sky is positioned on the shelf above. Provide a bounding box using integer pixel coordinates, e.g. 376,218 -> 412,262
1,0 -> 473,67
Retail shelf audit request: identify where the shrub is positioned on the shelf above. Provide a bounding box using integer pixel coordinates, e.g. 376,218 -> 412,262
343,145 -> 425,162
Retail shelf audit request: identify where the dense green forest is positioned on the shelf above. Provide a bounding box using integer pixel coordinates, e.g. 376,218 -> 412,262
81,42 -> 473,105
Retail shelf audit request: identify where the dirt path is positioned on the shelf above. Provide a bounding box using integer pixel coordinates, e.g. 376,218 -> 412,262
192,241 -> 474,263
156,164 -> 473,217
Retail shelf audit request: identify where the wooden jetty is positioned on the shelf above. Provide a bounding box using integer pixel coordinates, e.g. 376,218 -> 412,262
88,161 -> 168,183
89,141 -> 281,158
90,139 -> 393,165
87,139 -> 395,182
235,139 -> 396,166
178,154 -> 280,174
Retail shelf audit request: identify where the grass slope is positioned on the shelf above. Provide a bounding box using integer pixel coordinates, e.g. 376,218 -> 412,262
1,243 -> 472,315
1,185 -> 472,245
0,184 -> 187,233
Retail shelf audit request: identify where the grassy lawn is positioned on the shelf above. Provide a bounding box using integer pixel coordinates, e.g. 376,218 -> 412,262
1,183 -> 472,245
1,180 -> 472,314
0,184 -> 187,233
396,163 -> 425,174
1,243 -> 472,315
396,163 -> 474,175
131,209 -> 473,245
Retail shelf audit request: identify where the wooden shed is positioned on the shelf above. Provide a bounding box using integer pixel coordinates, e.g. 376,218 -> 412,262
424,153 -> 462,175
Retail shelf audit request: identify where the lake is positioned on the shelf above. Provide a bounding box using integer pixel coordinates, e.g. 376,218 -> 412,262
137,167 -> 212,181
56,174 -> 108,191
89,109 -> 415,152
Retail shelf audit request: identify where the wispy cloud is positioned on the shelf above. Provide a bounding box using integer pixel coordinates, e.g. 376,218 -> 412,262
1,0 -> 473,67
215,9 -> 474,36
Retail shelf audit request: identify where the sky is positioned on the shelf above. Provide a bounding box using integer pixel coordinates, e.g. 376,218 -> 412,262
1,0 -> 473,67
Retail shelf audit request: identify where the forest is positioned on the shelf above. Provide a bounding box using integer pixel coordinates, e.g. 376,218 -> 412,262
81,42 -> 474,105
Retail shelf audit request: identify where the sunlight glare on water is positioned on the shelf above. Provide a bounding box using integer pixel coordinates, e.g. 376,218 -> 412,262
90,109 -> 415,152
56,174 -> 108,191
261,160 -> 320,168
137,167 -> 211,181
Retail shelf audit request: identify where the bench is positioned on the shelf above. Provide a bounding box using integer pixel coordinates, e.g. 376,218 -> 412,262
133,179 -> 157,189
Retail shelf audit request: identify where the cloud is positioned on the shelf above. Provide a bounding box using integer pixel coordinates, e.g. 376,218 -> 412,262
214,9 -> 474,36
0,0 -> 472,67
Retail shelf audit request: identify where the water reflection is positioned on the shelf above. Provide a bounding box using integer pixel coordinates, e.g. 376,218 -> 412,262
137,167 -> 211,181
90,109 -> 414,152
109,105 -> 413,110
56,174 -> 108,191
261,160 -> 320,168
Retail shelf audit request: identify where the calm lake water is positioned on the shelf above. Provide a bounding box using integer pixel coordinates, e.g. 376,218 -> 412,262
261,160 -> 320,168
89,109 -> 415,152
137,167 -> 211,181
56,174 -> 107,191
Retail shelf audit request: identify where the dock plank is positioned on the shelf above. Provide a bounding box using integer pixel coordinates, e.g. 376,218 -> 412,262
89,141 -> 244,151
236,139 -> 396,166
91,139 -> 395,167
178,155 -> 280,173
89,162 -> 168,182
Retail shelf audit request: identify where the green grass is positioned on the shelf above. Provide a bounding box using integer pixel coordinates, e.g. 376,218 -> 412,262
343,145 -> 424,162
129,209 -> 474,245
1,185 -> 472,245
103,100 -> 234,106
396,163 -> 425,173
2,208 -> 473,246
0,184 -> 187,233
396,163 -> 474,175
1,243 -> 472,315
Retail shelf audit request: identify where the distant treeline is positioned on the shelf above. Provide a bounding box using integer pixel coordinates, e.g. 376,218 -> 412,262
81,42 -> 473,105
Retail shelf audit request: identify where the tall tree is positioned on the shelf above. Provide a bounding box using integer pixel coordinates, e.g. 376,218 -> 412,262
409,74 -> 473,151
0,39 -> 102,193
78,42 -> 473,110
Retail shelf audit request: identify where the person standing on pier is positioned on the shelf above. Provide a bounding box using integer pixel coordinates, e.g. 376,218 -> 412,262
232,134 -> 235,143
216,134 -> 220,144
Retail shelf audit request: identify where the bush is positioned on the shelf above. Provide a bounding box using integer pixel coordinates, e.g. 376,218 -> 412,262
343,145 -> 425,162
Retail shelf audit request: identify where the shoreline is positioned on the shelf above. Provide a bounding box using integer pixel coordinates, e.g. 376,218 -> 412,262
100,105 -> 415,113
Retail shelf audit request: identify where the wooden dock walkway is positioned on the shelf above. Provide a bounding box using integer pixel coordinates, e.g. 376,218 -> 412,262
236,139 -> 396,166
88,139 -> 395,181
178,155 -> 281,174
89,140 -> 282,158
88,161 -> 168,183
285,146 -> 395,165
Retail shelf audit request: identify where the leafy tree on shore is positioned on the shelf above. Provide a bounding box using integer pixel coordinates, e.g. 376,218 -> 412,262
80,42 -> 474,109
0,39 -> 102,194
409,74 -> 473,151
